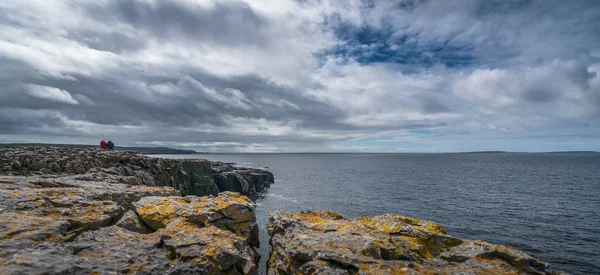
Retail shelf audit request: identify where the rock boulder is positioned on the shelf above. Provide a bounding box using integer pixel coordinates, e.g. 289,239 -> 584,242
267,210 -> 561,275
211,161 -> 274,199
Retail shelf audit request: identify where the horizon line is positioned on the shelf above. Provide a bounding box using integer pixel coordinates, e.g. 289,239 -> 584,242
1,143 -> 598,154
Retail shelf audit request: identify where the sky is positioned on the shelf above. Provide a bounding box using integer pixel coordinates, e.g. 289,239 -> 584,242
1,0 -> 599,152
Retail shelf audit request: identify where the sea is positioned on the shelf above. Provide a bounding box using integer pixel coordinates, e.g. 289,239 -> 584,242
158,153 -> 600,274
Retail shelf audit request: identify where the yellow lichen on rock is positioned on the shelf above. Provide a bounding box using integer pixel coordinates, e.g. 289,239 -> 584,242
0,147 -> 264,275
356,213 -> 446,235
128,193 -> 260,273
0,178 -> 260,274
134,192 -> 259,247
267,210 -> 558,275
0,178 -> 133,243
133,196 -> 190,229
158,218 -> 258,274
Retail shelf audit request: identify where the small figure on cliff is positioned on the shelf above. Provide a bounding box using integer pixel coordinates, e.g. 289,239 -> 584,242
100,140 -> 107,150
106,140 -> 114,150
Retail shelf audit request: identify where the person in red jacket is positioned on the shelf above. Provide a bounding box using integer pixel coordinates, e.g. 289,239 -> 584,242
100,140 -> 107,149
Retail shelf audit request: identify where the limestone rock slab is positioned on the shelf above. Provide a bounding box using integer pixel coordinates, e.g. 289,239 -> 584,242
267,210 -> 561,275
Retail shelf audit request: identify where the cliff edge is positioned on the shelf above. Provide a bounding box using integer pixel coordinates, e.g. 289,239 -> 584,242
0,146 -> 273,200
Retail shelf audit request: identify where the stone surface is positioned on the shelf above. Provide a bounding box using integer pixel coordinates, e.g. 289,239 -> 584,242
0,225 -> 255,274
0,177 -> 260,274
0,146 -> 216,197
212,161 -> 274,200
133,192 -> 259,247
115,210 -> 154,234
267,210 -> 562,275
0,146 -> 274,199
0,175 -> 176,243
0,147 -> 263,274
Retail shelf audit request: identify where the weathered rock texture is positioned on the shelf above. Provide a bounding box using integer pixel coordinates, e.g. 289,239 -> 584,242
267,211 -> 562,275
212,161 -> 274,200
0,146 -> 266,274
0,146 -> 273,199
0,174 -> 260,274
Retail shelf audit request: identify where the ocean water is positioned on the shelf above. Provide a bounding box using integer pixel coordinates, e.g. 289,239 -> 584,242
161,153 -> 600,274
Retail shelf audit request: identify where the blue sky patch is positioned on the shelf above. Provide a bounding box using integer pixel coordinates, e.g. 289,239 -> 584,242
319,14 -> 477,69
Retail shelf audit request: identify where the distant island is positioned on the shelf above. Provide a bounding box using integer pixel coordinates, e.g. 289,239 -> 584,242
541,151 -> 600,154
459,151 -> 599,154
0,143 -> 197,154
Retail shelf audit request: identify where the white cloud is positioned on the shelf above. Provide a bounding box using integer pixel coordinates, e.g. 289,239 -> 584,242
258,98 -> 300,110
178,76 -> 253,110
25,84 -> 79,105
0,0 -> 599,152
452,68 -> 517,108
452,60 -> 598,118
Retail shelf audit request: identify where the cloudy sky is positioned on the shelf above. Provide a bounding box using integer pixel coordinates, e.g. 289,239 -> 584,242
1,0 -> 599,152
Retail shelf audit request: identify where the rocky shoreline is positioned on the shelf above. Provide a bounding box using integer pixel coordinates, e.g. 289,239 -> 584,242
0,147 -> 561,274
1,147 -> 273,200
0,146 -> 272,274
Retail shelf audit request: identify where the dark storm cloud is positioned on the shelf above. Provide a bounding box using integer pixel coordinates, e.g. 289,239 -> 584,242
522,87 -> 561,103
419,94 -> 452,114
181,72 -> 345,127
0,0 -> 343,135
68,31 -> 146,55
0,57 -> 347,133
0,57 -> 39,85
521,61 -> 597,104
81,0 -> 268,47
0,108 -> 66,134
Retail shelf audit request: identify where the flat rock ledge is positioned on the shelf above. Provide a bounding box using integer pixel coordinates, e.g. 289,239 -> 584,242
267,210 -> 563,275
0,175 -> 259,274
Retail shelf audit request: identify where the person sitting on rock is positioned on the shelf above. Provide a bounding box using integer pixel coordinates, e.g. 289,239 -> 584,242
107,140 -> 114,150
100,140 -> 107,150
